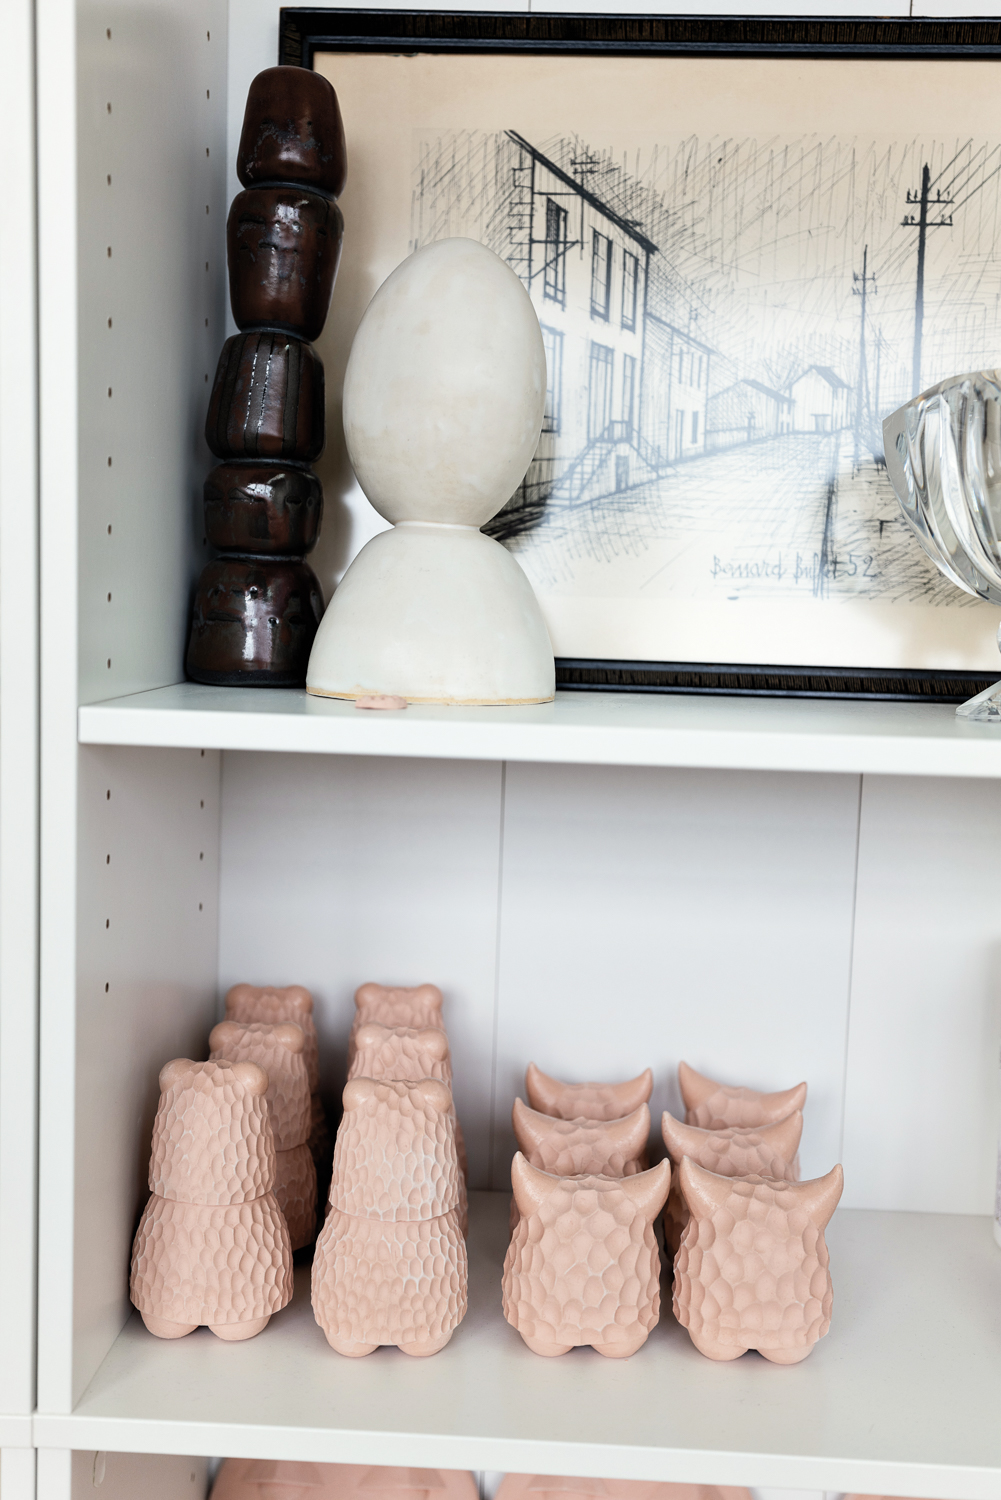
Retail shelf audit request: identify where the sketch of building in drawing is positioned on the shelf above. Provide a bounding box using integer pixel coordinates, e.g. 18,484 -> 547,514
411,128 -> 1001,605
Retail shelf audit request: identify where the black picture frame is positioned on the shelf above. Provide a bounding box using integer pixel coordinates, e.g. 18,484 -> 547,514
279,8 -> 1001,702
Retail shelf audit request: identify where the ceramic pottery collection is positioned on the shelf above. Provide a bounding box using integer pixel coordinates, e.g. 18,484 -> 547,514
186,67 -> 345,686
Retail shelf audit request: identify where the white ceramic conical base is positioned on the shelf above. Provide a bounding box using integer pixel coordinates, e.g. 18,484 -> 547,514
306,523 -> 555,705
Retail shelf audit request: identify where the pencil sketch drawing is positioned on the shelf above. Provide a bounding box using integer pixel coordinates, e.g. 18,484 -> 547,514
411,130 -> 1001,606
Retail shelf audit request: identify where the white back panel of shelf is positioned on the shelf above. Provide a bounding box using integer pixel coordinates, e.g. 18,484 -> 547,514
216,755 -> 1001,1210
1,1449 -> 36,1500
842,775 -> 1001,1213
36,1449 -> 207,1500
1,0 -> 39,1425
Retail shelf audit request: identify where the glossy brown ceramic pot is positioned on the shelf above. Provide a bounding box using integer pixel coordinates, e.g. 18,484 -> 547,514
237,66 -> 347,198
203,463 -> 323,555
186,556 -> 324,686
228,188 -> 343,342
205,332 -> 324,463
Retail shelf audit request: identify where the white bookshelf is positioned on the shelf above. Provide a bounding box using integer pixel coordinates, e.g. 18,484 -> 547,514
19,0 -> 1001,1497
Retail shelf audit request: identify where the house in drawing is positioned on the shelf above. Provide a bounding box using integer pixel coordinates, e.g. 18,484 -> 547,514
787,366 -> 852,433
706,378 -> 794,451
642,312 -> 712,463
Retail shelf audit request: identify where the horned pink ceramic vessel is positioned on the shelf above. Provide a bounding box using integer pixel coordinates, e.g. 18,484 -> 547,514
502,1153 -> 670,1357
495,1478 -> 752,1500
525,1062 -> 653,1122
673,1156 -> 843,1363
679,1061 -> 807,1131
130,1058 -> 293,1340
312,1077 -> 467,1356
510,1098 -> 650,1230
349,1021 -> 468,1234
660,1109 -> 803,1255
348,982 -> 446,1064
212,1463 -> 479,1500
210,1021 -> 317,1250
225,983 -> 331,1176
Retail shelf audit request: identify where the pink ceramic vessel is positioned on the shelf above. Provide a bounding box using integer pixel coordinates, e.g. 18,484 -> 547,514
510,1097 -> 650,1230
496,1478 -> 751,1500
673,1156 -> 843,1362
502,1153 -> 671,1357
349,1021 -> 468,1234
130,1058 -> 293,1340
209,1020 -> 317,1250
660,1109 -> 803,1255
225,983 -> 331,1176
679,1060 -> 807,1131
525,1062 -> 653,1122
312,1077 -> 467,1356
212,1464 -> 478,1500
348,983 -> 446,1065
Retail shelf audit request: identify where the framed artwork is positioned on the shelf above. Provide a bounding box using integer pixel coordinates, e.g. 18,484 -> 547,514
281,10 -> 1001,698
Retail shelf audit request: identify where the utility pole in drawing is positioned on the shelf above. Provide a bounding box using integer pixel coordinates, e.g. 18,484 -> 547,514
901,164 -> 953,395
852,244 -> 876,466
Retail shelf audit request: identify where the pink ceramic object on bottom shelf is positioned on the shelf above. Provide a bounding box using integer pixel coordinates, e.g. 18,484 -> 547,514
312,1078 -> 467,1356
349,1021 -> 468,1235
212,1464 -> 478,1500
496,1479 -> 752,1500
209,1020 -> 318,1250
673,1156 -> 843,1363
224,983 -> 330,1189
525,1062 -> 653,1122
348,982 -> 446,1065
130,1059 -> 293,1340
502,1153 -> 670,1357
660,1109 -> 802,1255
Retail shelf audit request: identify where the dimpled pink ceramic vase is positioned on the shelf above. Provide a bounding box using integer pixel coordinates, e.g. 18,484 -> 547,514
525,1062 -> 653,1122
130,1058 -> 293,1340
210,1020 -> 317,1250
349,1021 -> 468,1235
673,1155 -> 843,1363
660,1109 -> 802,1255
502,1153 -> 670,1357
348,983 -> 446,1065
510,1098 -> 650,1230
212,1464 -> 479,1500
225,983 -> 330,1179
495,1478 -> 752,1500
312,1077 -> 467,1356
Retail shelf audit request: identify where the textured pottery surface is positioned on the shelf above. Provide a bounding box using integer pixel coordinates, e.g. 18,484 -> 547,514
502,1153 -> 671,1357
526,1062 -> 654,1122
305,238 -> 554,705
209,1021 -> 310,1150
203,464 -> 323,555
513,1098 -> 649,1176
496,1478 -> 752,1500
228,187 -> 344,342
130,1059 -> 293,1338
348,1020 -> 468,1232
212,1462 -> 479,1500
679,1060 -> 807,1131
673,1156 -> 844,1363
312,1078 -> 467,1355
206,332 -> 325,463
661,1109 -> 803,1255
237,65 -> 347,197
348,983 -> 445,1065
226,984 -> 320,1092
209,1020 -> 316,1250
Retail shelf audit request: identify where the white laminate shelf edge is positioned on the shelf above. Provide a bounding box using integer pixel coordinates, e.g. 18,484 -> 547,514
32,1194 -> 1001,1498
79,683 -> 1001,775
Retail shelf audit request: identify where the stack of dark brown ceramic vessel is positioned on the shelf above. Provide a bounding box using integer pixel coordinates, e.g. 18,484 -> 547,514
187,66 -> 346,687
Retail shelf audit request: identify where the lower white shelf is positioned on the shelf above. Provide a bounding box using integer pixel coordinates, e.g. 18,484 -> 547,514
33,1194 -> 1001,1496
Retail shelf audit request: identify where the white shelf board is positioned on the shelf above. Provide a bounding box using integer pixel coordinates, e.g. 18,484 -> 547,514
79,682 -> 1001,776
33,1193 -> 1001,1497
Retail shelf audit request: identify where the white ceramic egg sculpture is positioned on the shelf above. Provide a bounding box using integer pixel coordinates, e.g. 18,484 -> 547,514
306,238 -> 555,705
